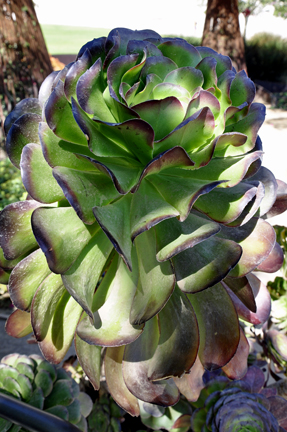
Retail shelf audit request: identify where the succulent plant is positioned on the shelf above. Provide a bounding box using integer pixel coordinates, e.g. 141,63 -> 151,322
0,353 -> 93,431
191,366 -> 287,431
87,393 -> 124,432
1,28 -> 286,414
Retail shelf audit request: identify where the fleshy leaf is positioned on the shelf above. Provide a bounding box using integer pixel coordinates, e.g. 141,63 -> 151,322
31,207 -> 98,274
196,46 -> 232,76
185,90 -> 220,120
93,194 -> 133,270
158,40 -> 201,68
6,113 -> 42,168
196,57 -> 217,90
187,283 -> 240,370
122,316 -> 180,406
9,248 -> 51,311
173,356 -> 205,402
266,179 -> 287,219
107,53 -> 139,101
140,56 -> 177,81
164,67 -> 204,94
5,310 -> 33,338
53,166 -> 119,224
64,48 -> 93,101
173,234 -> 242,293
45,80 -> 87,145
223,276 -> 256,312
147,285 -> 199,380
0,201 -> 41,260
20,144 -> 65,204
31,273 -> 82,363
248,166 -> 277,217
130,228 -> 175,325
222,327 -> 249,380
229,70 -> 256,108
154,107 -> 215,155
62,228 -> 113,319
155,212 -> 220,262
76,255 -> 144,346
38,71 -> 60,109
151,83 -> 191,110
76,58 -> 115,122
132,97 -> 185,141
256,241 -> 284,273
105,346 -> 140,416
75,335 -> 101,390
4,98 -> 41,135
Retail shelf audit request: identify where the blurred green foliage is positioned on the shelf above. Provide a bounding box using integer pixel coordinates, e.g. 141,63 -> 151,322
0,158 -> 27,211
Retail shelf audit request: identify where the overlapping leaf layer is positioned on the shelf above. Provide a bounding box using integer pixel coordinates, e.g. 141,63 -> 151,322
1,28 -> 286,413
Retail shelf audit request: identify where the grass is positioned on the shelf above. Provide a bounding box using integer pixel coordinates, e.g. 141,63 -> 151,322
40,24 -> 111,54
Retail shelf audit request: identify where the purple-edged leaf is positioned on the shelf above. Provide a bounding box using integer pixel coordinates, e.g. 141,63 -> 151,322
149,168 -> 224,221
222,327 -> 249,380
53,166 -> 119,224
174,234 -> 242,293
132,97 -> 185,140
268,330 -> 287,361
223,276 -> 256,312
185,90 -> 220,120
194,181 -> 263,225
31,273 -> 82,364
93,194 -> 133,270
224,103 -> 266,155
105,346 -> 140,416
20,144 -> 65,204
267,179 -> 287,219
83,155 -> 142,194
241,365 -> 265,393
38,71 -> 60,108
130,180 -> 179,240
225,273 -> 271,325
248,166 -> 277,217
71,98 -> 135,158
121,51 -> 146,90
9,249 -> 51,311
140,56 -> 177,81
158,40 -> 201,68
196,57 -> 217,90
62,229 -> 113,319
129,73 -> 162,106
122,316 -> 180,406
51,62 -> 74,92
222,218 -> 276,278
173,356 -> 205,402
0,201 -> 41,260
45,80 -> 87,145
256,241 -> 284,273
5,309 -> 32,338
31,207 -> 98,274
230,70 -> 256,108
77,36 -> 106,63
133,146 -> 194,193
75,334 -> 101,390
154,107 -> 215,155
39,122 -> 95,170
4,98 -> 41,135
147,286 -> 199,380
64,48 -> 93,101
91,118 -> 154,165
213,132 -> 247,158
6,113 -> 41,168
217,70 -> 235,112
126,39 -> 163,57
107,53 -> 139,101
196,46 -> 232,76
0,247 -> 24,272
155,212 -> 220,262
187,283 -> 240,370
164,67 -> 204,94
189,151 -> 263,188
76,58 -> 115,122
151,83 -> 190,109
130,228 -> 175,325
77,256 -> 144,346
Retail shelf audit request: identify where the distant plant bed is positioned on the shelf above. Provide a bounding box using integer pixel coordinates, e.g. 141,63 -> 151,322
0,158 -> 27,211
245,33 -> 287,84
273,92 -> 287,110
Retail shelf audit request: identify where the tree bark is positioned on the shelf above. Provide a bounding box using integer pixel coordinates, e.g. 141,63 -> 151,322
202,0 -> 246,72
0,0 -> 52,145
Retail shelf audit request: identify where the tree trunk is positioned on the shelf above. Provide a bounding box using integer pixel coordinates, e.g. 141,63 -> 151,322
202,0 -> 246,72
0,0 -> 53,146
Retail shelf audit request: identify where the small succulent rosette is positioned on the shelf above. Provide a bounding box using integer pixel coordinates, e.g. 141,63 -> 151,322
0,353 -> 92,431
1,28 -> 287,414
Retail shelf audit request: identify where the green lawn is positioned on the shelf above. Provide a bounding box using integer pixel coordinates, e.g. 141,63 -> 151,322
40,25 -> 111,54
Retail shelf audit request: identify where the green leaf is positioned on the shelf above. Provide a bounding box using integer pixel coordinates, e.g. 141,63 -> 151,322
44,379 -> 75,408
158,40 -> 201,68
32,206 -> 98,274
187,283 -> 240,369
5,309 -> 33,339
107,53 -> 139,101
31,273 -> 82,363
196,57 -> 217,90
130,228 -> 175,325
164,67 -> 204,94
196,46 -> 232,77
141,56 -> 177,81
75,335 -> 102,390
185,89 -> 220,120
64,48 -> 93,102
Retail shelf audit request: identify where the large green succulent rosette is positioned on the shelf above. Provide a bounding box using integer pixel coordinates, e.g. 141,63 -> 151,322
1,28 -> 286,414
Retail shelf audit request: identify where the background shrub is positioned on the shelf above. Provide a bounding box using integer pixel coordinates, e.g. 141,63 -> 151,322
0,158 -> 26,211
